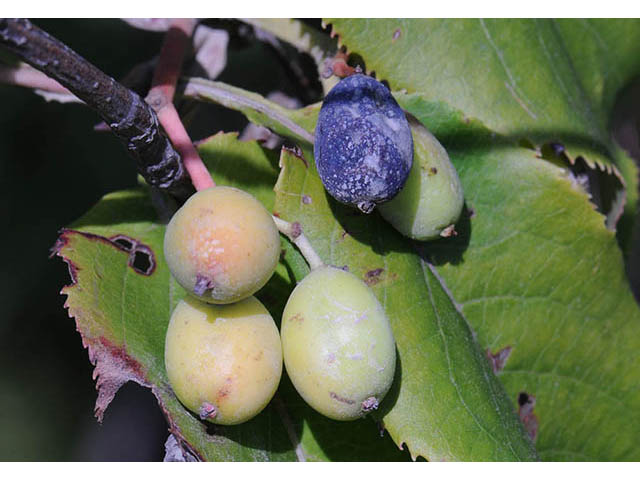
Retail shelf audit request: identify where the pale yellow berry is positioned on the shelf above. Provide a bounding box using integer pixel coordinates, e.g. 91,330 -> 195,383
281,266 -> 396,421
164,186 -> 280,304
164,296 -> 283,425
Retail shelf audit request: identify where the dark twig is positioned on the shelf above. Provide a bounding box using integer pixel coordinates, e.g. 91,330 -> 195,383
0,18 -> 193,199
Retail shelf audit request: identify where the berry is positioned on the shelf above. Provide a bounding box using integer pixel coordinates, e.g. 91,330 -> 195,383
377,118 -> 464,240
314,74 -> 413,213
281,265 -> 396,421
163,186 -> 280,304
164,296 -> 283,425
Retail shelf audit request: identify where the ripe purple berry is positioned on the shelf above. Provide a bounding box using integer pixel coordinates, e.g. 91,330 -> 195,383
314,74 -> 413,213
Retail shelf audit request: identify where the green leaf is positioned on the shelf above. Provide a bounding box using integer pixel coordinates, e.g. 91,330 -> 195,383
326,18 -> 640,249
402,98 -> 640,461
274,147 -> 537,461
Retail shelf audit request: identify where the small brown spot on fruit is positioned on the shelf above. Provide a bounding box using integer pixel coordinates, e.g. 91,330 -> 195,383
217,385 -> 231,400
429,167 -> 438,175
329,392 -> 356,405
290,313 -> 304,324
254,351 -> 264,361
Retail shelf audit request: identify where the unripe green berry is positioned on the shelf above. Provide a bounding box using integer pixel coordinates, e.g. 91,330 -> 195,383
281,266 -> 396,421
377,118 -> 464,240
164,296 -> 283,425
164,186 -> 280,304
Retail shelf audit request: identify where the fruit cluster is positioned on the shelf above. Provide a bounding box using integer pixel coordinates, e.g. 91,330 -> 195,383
163,186 -> 396,425
163,72 -> 463,426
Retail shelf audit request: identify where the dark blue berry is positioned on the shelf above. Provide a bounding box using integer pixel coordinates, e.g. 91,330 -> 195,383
314,74 -> 413,213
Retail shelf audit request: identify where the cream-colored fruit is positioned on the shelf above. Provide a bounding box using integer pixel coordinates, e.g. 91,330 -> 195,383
378,117 -> 464,240
164,296 -> 283,425
281,266 -> 396,421
164,186 -> 280,304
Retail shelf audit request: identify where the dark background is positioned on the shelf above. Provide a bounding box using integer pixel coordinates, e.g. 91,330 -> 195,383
0,19 -> 638,461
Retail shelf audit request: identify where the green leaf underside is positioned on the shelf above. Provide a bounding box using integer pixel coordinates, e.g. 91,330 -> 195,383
58,133 -> 412,461
189,69 -> 640,460
326,18 -> 640,251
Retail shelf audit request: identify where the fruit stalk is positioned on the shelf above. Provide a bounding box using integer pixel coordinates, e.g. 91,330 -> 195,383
0,18 -> 193,199
272,216 -> 324,270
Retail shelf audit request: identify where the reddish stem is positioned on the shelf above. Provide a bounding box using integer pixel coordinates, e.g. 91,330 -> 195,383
150,19 -> 194,102
159,105 -> 214,191
146,18 -> 215,191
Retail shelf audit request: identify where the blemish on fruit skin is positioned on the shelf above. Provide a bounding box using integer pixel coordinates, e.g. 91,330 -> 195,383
301,194 -> 313,205
217,386 -> 231,400
429,167 -> 438,176
330,391 -> 356,405
290,313 -> 304,324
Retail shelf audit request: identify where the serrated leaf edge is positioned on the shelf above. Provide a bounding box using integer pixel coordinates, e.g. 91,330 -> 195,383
53,228 -> 205,461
